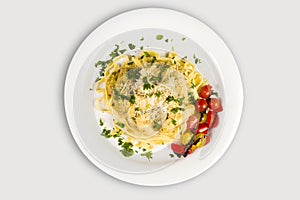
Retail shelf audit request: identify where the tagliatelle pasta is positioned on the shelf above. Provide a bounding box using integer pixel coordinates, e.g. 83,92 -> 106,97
94,50 -> 208,150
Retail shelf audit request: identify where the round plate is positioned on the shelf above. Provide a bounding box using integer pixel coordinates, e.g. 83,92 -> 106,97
64,8 -> 243,186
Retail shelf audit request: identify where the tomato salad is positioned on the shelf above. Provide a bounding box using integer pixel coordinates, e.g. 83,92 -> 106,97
171,84 -> 223,157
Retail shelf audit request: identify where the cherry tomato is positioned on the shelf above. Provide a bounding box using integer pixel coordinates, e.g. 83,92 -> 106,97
186,115 -> 199,133
171,143 -> 185,155
208,98 -> 223,112
212,114 -> 219,128
204,136 -> 210,145
196,123 -> 209,134
207,111 -> 216,127
195,99 -> 208,112
199,85 -> 212,99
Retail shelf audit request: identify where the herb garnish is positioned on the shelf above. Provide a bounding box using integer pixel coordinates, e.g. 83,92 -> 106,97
166,96 -> 180,104
153,121 -> 162,130
99,118 -> 104,126
151,56 -> 157,63
119,49 -> 126,54
193,54 -> 201,64
188,92 -> 195,104
165,39 -> 169,43
171,119 -> 177,126
101,128 -> 112,138
128,43 -> 136,50
120,141 -> 134,157
129,95 -> 136,104
211,90 -> 219,97
127,68 -> 140,80
169,153 -> 175,158
135,107 -> 140,111
170,107 -> 184,114
140,151 -> 153,161
155,91 -> 162,98
182,37 -> 186,41
143,51 -> 151,57
116,122 -> 125,128
140,46 -> 144,50
142,77 -> 154,90
156,34 -> 164,40
190,82 -> 195,88
140,36 -> 144,41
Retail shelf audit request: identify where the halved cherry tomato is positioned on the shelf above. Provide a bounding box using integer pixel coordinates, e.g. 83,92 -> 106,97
195,99 -> 208,112
186,115 -> 199,133
212,114 -> 219,128
171,143 -> 185,155
199,85 -> 212,99
208,98 -> 223,112
204,136 -> 210,145
207,111 -> 216,127
196,123 -> 209,134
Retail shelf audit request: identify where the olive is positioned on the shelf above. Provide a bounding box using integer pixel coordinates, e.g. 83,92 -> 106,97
199,113 -> 207,124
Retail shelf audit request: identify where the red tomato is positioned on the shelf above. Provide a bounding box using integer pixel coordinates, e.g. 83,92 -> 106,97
186,115 -> 199,133
171,143 -> 185,155
196,123 -> 209,134
195,99 -> 208,112
208,98 -> 223,112
204,136 -> 210,145
199,85 -> 212,99
212,114 -> 219,128
207,111 -> 216,127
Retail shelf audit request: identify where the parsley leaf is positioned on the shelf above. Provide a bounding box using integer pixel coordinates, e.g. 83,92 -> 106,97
101,128 -> 112,138
143,51 -> 151,57
129,95 -> 136,104
120,142 -> 134,157
116,122 -> 125,128
153,121 -> 162,130
126,68 -> 140,80
156,34 -> 164,40
171,119 -> 177,126
188,92 -> 195,104
119,49 -> 126,54
155,91 -> 162,98
140,151 -> 153,161
128,43 -> 136,50
99,118 -> 104,126
182,37 -> 186,41
169,153 -> 175,158
170,107 -> 184,114
135,107 -> 140,111
140,36 -> 144,41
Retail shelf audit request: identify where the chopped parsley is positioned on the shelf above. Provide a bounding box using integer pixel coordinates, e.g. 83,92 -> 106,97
140,151 -> 153,161
211,90 -> 219,97
151,56 -> 157,63
188,92 -> 195,104
116,122 -> 125,128
140,46 -> 144,50
140,36 -> 144,41
120,142 -> 134,157
128,43 -> 136,50
129,95 -> 136,104
193,54 -> 201,64
119,49 -> 126,54
109,44 -> 120,58
135,107 -> 140,111
190,82 -> 195,88
143,51 -> 151,57
156,34 -> 164,40
170,107 -> 184,114
165,39 -> 169,43
126,68 -> 140,80
153,121 -> 162,130
182,37 -> 186,41
99,118 -> 104,126
169,153 -> 175,158
166,96 -> 181,104
142,76 -> 154,90
155,91 -> 162,98
171,119 -> 177,126
142,148 -> 147,152
101,128 -> 112,138
113,130 -> 122,138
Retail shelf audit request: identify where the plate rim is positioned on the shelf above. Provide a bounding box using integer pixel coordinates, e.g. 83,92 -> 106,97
64,7 -> 244,186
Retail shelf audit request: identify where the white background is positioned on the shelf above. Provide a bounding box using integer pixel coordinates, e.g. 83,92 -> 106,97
0,0 -> 299,199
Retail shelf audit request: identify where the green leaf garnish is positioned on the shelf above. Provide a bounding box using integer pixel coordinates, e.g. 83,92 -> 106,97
155,91 -> 162,98
120,142 -> 134,157
129,95 -> 136,104
156,34 -> 164,40
128,43 -> 136,50
171,119 -> 177,126
143,51 -> 151,57
101,128 -> 112,138
116,122 -> 125,128
153,121 -> 162,130
140,151 -> 153,161
170,107 -> 184,114
126,68 -> 140,80
99,118 -> 104,126
169,153 -> 175,158
182,37 -> 186,41
140,36 -> 144,41
119,49 -> 126,54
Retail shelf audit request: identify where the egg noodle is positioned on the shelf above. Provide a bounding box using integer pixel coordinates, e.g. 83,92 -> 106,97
94,50 -> 207,150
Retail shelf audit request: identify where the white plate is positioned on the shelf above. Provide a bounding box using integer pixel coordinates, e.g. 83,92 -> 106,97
64,8 -> 243,186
